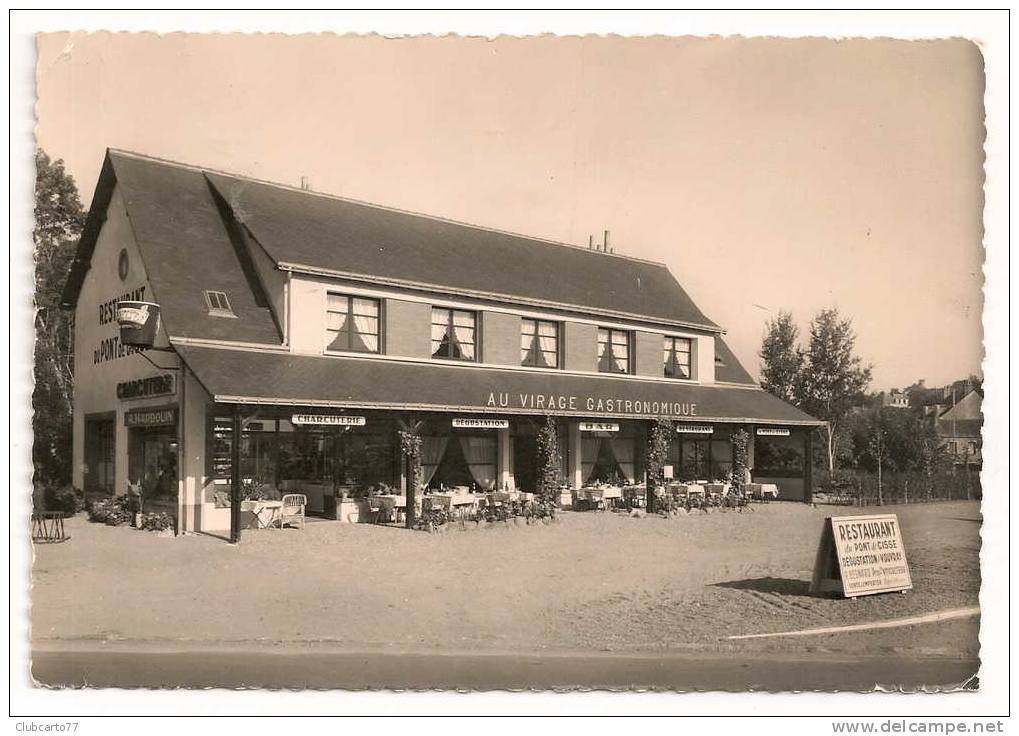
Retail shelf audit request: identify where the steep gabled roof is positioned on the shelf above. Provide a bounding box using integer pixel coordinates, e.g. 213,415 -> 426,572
63,150 -> 729,347
61,151 -> 282,344
201,165 -> 721,331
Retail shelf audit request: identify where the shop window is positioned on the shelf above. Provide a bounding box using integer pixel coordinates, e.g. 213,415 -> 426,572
431,308 -> 476,361
664,336 -> 692,379
423,434 -> 497,490
755,434 -> 805,477
597,327 -> 631,374
521,318 -> 559,368
326,294 -> 380,353
203,290 -> 235,318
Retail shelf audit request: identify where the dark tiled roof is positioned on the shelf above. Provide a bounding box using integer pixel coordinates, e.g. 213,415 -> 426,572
61,152 -> 282,344
713,336 -> 756,385
176,345 -> 822,425
203,171 -> 721,330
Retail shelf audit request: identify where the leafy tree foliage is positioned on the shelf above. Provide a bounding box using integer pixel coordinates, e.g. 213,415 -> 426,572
536,416 -> 561,498
644,417 -> 673,511
759,311 -> 802,403
794,309 -> 872,478
34,150 -> 86,486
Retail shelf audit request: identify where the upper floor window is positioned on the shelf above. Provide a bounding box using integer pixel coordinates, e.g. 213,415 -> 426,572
431,308 -> 476,361
597,327 -> 631,374
326,293 -> 380,353
521,318 -> 559,368
664,336 -> 693,379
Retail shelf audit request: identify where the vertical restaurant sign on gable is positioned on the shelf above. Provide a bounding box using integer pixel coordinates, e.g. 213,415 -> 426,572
93,285 -> 149,365
117,374 -> 176,400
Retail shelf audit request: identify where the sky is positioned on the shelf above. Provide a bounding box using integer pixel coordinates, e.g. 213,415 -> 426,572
34,33 -> 986,391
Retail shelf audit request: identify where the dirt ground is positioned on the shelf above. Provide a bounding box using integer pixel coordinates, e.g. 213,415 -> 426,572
30,501 -> 981,658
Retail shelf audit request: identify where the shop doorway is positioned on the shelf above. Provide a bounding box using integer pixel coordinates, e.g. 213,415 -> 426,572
83,413 -> 116,495
128,427 -> 179,519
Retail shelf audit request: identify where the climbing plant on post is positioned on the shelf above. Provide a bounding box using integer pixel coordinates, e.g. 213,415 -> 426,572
730,429 -> 750,497
399,430 -> 423,529
644,418 -> 673,513
535,415 -> 561,520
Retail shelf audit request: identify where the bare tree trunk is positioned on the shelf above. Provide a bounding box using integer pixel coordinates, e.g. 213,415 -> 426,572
876,455 -> 883,506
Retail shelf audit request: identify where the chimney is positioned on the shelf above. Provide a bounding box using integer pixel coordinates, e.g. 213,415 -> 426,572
603,230 -> 610,253
588,235 -> 594,250
300,176 -> 311,191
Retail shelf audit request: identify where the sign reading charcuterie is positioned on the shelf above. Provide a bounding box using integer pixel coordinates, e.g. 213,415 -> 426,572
580,421 -> 620,432
117,373 -> 176,400
810,514 -> 913,598
291,414 -> 366,426
124,406 -> 178,428
676,424 -> 714,434
452,418 -> 509,429
757,427 -> 791,436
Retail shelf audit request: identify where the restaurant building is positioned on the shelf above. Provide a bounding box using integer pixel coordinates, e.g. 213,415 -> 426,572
62,150 -> 822,534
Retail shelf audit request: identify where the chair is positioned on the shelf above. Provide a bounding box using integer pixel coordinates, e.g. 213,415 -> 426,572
279,494 -> 307,530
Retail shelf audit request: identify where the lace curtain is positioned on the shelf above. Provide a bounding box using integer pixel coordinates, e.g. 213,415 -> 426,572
458,436 -> 497,490
419,436 -> 449,486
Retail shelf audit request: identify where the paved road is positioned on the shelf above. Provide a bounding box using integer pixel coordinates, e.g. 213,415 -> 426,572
31,647 -> 979,691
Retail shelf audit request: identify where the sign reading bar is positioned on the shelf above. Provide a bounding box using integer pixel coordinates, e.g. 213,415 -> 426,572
291,414 -> 366,427
810,514 -> 913,598
452,418 -> 509,429
117,373 -> 175,400
677,424 -> 714,434
124,406 -> 178,428
757,427 -> 791,436
580,421 -> 619,432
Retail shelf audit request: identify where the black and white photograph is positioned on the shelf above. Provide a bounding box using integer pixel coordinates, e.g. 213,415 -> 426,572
10,9 -> 1010,727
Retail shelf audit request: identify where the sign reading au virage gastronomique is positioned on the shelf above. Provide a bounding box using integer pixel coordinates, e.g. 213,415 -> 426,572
484,392 -> 698,417
291,414 -> 366,426
810,514 -> 913,598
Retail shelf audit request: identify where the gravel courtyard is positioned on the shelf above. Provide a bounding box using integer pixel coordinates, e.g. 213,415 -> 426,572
31,501 -> 981,658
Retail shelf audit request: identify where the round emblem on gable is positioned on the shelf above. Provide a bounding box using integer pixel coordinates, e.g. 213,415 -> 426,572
117,249 -> 129,281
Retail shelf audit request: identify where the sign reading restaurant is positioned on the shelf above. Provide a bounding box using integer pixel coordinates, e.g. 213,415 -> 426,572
811,514 -> 913,598
291,414 -> 366,426
485,392 -> 697,417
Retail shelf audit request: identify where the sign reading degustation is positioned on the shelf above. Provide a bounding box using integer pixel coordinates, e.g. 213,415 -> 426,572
452,418 -> 509,429
810,514 -> 913,598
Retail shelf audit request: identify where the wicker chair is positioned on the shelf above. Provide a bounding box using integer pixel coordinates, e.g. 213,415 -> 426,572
279,494 -> 307,530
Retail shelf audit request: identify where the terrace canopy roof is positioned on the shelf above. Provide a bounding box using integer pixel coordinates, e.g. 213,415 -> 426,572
176,344 -> 822,426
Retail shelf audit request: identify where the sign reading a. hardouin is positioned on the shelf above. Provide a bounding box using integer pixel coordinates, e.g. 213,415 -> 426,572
810,514 -> 913,598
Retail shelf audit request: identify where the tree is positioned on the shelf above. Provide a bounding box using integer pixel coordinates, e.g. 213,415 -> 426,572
33,149 -> 86,487
794,308 -> 872,479
759,311 -> 802,403
535,415 -> 562,516
644,417 -> 673,512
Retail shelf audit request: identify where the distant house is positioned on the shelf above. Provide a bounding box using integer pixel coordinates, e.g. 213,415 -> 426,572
935,389 -> 983,468
880,390 -> 910,409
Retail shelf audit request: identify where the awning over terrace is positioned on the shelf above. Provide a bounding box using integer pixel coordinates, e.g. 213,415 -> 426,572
175,344 -> 823,426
